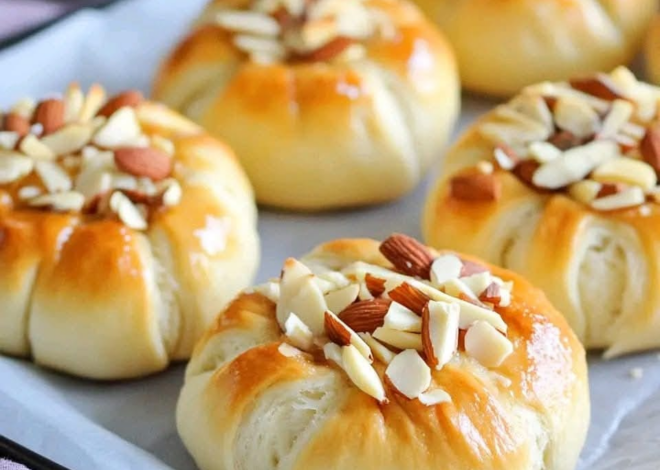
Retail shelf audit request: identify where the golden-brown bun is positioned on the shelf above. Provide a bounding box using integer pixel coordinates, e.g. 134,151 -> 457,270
177,238 -> 589,470
646,15 -> 660,84
0,90 -> 259,380
153,0 -> 460,210
423,68 -> 660,356
413,0 -> 658,96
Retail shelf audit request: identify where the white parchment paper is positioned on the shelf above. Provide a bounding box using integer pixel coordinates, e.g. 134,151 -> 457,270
0,0 -> 659,468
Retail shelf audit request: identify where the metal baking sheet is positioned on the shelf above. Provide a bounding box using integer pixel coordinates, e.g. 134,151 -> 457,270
0,0 -> 659,468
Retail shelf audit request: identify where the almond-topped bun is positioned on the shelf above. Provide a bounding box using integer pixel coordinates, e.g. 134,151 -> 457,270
177,234 -> 588,470
0,84 -> 259,380
153,0 -> 460,211
412,0 -> 658,97
424,68 -> 660,357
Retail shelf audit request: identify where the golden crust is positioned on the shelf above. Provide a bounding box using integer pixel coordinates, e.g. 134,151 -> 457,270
177,239 -> 589,470
414,0 -> 658,96
153,0 -> 460,210
0,100 -> 259,379
646,15 -> 660,84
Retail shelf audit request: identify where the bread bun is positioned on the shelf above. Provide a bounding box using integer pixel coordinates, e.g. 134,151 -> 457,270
153,0 -> 460,210
646,15 -> 660,84
412,0 -> 657,96
177,235 -> 588,470
0,84 -> 259,379
424,68 -> 660,356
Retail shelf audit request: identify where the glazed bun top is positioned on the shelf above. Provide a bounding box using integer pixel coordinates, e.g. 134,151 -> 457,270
178,235 -> 588,470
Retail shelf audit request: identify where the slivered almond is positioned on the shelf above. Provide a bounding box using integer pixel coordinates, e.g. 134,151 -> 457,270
284,313 -> 314,350
97,90 -> 144,118
479,283 -> 502,305
569,74 -> 624,101
373,327 -> 423,351
338,298 -> 390,333
114,147 -> 172,181
3,113 -> 30,137
385,349 -> 431,399
450,172 -> 501,202
299,36 -> 354,62
553,96 -> 599,139
423,301 -> 460,370
325,310 -> 372,360
493,145 -> 519,170
387,282 -> 430,315
379,233 -> 434,279
359,333 -> 396,364
591,158 -> 657,190
383,302 -> 422,332
641,124 -> 660,175
365,273 -> 386,297
33,99 -> 65,135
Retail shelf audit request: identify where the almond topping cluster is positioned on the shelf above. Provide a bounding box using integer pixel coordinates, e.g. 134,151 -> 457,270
257,234 -> 514,405
0,84 -> 182,229
209,0 -> 394,64
451,68 -> 660,212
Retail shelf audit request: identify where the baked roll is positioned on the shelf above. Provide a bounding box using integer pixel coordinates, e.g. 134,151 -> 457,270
412,0 -> 658,96
0,84 -> 259,379
424,68 -> 660,357
178,234 -> 588,470
646,15 -> 660,84
153,0 -> 460,210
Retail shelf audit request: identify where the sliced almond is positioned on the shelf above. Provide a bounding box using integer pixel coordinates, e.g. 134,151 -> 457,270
97,90 -> 144,118
278,343 -> 303,358
109,191 -> 148,230
365,273 -> 386,297
385,349 -> 431,399
92,107 -> 142,149
337,298 -> 389,333
161,179 -> 182,206
478,283 -> 502,306
423,301 -> 459,370
41,124 -> 93,156
151,135 -> 175,156
10,98 -> 36,119
341,344 -> 387,403
233,34 -> 286,59
323,342 -> 343,366
63,83 -> 85,123
383,302 -> 422,332
569,74 -> 624,101
387,282 -> 431,315
442,278 -> 477,301
33,99 -> 65,136
35,161 -> 72,193
459,272 -> 492,298
460,260 -> 488,277
358,333 -> 396,364
28,191 -> 84,212
418,388 -> 452,406
450,172 -> 501,202
75,168 -> 112,201
253,281 -> 280,303
591,158 -> 657,190
528,141 -> 561,163
299,37 -> 355,62
0,131 -> 20,150
325,310 -> 372,360
17,185 -> 42,200
324,284 -> 359,314
283,312 -> 314,350
19,134 -> 55,160
429,254 -> 463,287
216,10 -> 281,36
553,96 -> 600,139
276,259 -> 327,335
493,145 -> 519,170
464,321 -> 513,368
0,155 -> 34,184
599,99 -> 634,139
379,233 -> 435,279
532,140 -> 619,189
373,327 -> 422,351
590,186 -> 645,211
79,84 -> 107,122
568,180 -> 602,205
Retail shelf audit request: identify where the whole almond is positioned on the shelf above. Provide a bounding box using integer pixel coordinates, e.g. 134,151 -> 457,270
569,74 -> 624,101
300,37 -> 354,62
450,172 -> 501,202
3,113 -> 30,137
641,124 -> 660,175
365,274 -> 386,297
97,90 -> 144,118
387,282 -> 430,315
34,99 -> 65,135
379,233 -> 435,279
114,147 -> 173,181
338,298 -> 391,333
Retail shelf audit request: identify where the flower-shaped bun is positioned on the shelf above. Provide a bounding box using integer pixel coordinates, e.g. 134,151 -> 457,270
413,0 -> 657,96
154,0 -> 460,210
0,84 -> 259,379
177,235 -> 588,470
424,68 -> 660,357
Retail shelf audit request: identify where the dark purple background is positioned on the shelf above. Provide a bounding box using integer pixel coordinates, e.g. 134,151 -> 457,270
0,0 -> 107,41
